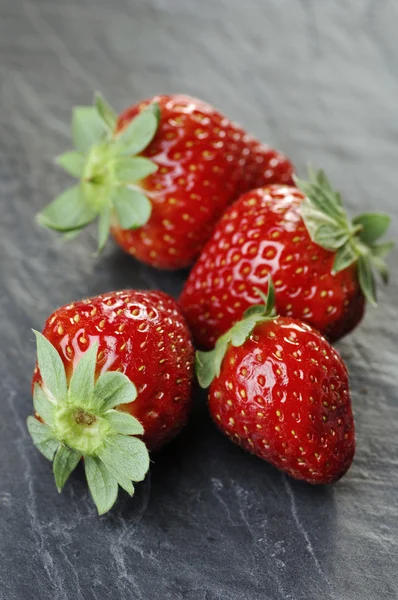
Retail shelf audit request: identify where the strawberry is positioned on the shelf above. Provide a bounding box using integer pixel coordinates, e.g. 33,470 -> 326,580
27,289 -> 194,514
36,93 -> 293,269
196,281 -> 355,484
180,169 -> 393,348
235,134 -> 295,196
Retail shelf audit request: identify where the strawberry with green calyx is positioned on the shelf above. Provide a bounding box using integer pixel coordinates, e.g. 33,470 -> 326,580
196,280 -> 356,485
28,289 -> 194,514
28,333 -> 149,514
295,168 -> 393,305
36,93 -> 294,269
196,284 -> 277,388
180,169 -> 393,349
37,94 -> 160,252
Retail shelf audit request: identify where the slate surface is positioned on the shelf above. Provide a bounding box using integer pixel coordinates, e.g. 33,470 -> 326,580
0,0 -> 397,599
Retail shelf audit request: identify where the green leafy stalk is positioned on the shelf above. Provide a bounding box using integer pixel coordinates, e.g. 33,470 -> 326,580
27,331 -> 149,515
196,280 -> 278,388
37,92 -> 161,251
295,168 -> 394,305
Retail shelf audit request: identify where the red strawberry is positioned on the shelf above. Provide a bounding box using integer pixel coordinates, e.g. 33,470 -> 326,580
196,282 -> 355,484
181,169 -> 393,349
235,134 -> 295,196
36,93 -> 293,269
28,290 -> 194,514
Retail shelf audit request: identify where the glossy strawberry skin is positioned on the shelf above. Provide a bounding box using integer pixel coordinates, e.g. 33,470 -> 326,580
111,95 -> 294,269
32,290 -> 194,451
235,135 -> 295,195
180,185 -> 365,349
208,318 -> 355,484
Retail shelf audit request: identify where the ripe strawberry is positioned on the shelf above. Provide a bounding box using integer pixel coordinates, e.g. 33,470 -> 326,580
27,290 -> 194,514
36,93 -> 293,269
196,282 -> 355,484
235,134 -> 295,196
180,169 -> 393,348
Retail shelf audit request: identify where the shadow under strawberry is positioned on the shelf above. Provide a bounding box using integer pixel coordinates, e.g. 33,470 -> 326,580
96,245 -> 191,300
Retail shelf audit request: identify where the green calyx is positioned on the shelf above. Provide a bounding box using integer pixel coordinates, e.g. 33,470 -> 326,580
27,331 -> 149,515
295,168 -> 394,306
37,92 -> 161,251
196,280 -> 278,389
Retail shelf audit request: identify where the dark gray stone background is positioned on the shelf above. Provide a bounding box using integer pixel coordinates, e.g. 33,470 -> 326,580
0,0 -> 397,598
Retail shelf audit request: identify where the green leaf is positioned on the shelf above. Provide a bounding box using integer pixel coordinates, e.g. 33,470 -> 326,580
244,283 -> 276,319
97,206 -> 111,252
115,105 -> 159,156
313,174 -> 346,219
68,343 -> 98,407
27,416 -> 59,461
114,188 -> 152,230
72,106 -> 106,153
295,179 -> 331,216
196,335 -> 229,389
94,92 -> 117,131
63,228 -> 83,242
55,151 -> 84,177
105,410 -> 144,435
98,435 -> 150,483
33,383 -> 56,426
80,180 -> 97,206
36,186 -> 96,233
96,438 -> 140,495
112,156 -> 158,183
196,349 -> 218,389
313,224 -> 349,250
264,279 -> 276,314
316,169 -> 337,199
95,452 -> 135,496
296,169 -> 354,250
295,174 -> 345,221
33,331 -> 67,402
84,456 -> 119,515
358,255 -> 377,306
297,168 -> 393,304
244,304 -> 266,318
230,318 -> 257,347
196,277 -> 279,389
96,457 -> 135,496
332,243 -> 358,273
214,336 -> 230,375
353,213 -> 391,245
53,445 -> 82,492
369,241 -> 394,258
230,305 -> 275,347
300,199 -> 340,243
94,371 -> 137,412
113,477 -> 134,496
150,101 -> 161,125
370,255 -> 389,284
